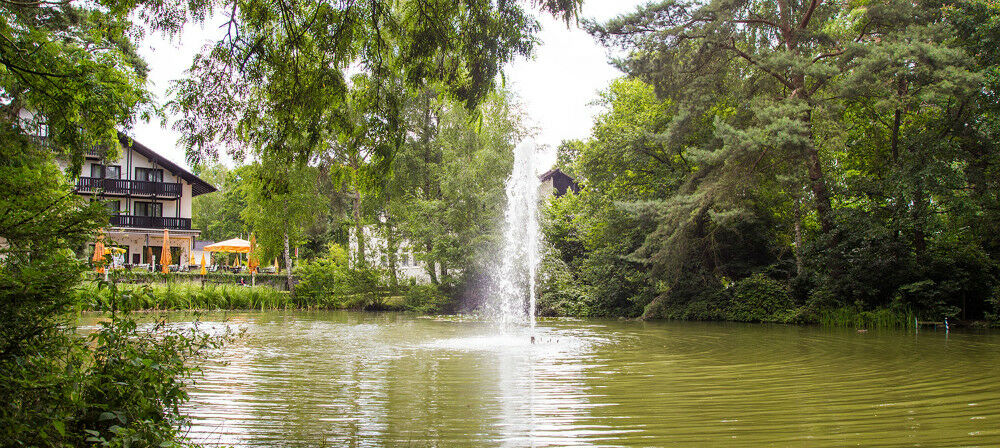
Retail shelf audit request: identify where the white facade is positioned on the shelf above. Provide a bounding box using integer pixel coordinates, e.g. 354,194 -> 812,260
348,225 -> 434,283
65,135 -> 216,267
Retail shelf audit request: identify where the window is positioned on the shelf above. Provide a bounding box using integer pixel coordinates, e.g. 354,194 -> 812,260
135,167 -> 163,182
134,201 -> 162,217
104,200 -> 120,214
90,164 -> 121,179
142,246 -> 181,264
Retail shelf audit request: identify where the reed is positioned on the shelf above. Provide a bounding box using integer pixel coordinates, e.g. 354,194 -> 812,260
75,281 -> 294,311
818,306 -> 917,330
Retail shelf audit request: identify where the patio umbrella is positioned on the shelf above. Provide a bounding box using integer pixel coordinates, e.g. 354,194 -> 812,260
203,238 -> 252,253
273,258 -> 279,273
248,234 -> 259,274
161,229 -> 172,273
92,232 -> 105,274
200,253 -> 207,275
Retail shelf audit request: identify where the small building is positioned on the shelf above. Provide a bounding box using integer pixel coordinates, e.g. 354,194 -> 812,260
348,225 -> 435,284
63,133 -> 217,267
538,168 -> 580,197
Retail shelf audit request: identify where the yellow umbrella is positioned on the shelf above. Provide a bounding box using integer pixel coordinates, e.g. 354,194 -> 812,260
248,234 -> 259,274
161,229 -> 172,274
92,232 -> 105,274
200,253 -> 207,275
232,255 -> 240,268
273,258 -> 279,273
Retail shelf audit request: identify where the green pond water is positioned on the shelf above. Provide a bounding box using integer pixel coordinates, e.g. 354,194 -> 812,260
82,311 -> 1000,447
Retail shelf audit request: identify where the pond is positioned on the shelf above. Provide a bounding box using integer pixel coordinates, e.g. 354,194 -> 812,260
87,311 -> 1000,447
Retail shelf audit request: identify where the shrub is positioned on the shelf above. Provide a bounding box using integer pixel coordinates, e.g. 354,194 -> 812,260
727,274 -> 793,322
294,255 -> 385,309
402,284 -> 453,314
75,281 -> 291,311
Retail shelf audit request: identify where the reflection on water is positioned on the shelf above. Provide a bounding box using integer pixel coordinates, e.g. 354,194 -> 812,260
80,311 -> 1000,447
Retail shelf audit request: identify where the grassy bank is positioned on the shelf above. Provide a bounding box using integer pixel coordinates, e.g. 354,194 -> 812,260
74,281 -> 407,312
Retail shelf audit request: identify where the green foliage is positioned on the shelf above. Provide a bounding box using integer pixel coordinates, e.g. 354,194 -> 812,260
76,281 -> 291,312
191,164 -> 250,243
2,280 -> 226,446
402,284 -> 454,314
172,0 -> 582,168
535,0 -> 1000,325
79,311 -> 224,447
293,254 -> 385,309
727,274 -> 794,323
388,89 -> 523,286
819,307 -> 917,331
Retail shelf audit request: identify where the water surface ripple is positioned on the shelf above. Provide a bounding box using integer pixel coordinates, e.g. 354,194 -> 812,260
113,311 -> 1000,447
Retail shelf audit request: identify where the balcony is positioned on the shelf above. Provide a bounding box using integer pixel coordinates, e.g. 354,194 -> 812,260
110,215 -> 192,230
76,177 -> 182,198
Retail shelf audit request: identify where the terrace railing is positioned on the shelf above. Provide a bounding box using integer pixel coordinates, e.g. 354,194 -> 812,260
76,177 -> 182,198
110,215 -> 191,230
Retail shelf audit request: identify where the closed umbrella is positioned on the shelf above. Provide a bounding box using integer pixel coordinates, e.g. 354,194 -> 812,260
200,253 -> 207,275
248,234 -> 259,274
161,229 -> 171,273
92,232 -> 105,274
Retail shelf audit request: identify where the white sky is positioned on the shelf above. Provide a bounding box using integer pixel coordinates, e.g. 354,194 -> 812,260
131,0 -> 648,171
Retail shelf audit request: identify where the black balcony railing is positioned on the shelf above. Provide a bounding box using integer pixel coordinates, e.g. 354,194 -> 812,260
76,177 -> 182,197
110,215 -> 191,230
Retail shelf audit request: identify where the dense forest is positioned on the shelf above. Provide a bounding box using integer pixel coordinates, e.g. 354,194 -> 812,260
537,0 -> 1000,325
188,0 -> 1000,327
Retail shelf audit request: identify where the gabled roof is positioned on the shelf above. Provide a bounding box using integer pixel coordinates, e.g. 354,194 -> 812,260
118,133 -> 217,197
539,168 -> 573,182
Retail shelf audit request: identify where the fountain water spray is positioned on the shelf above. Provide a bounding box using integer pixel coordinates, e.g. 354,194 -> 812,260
483,139 -> 542,329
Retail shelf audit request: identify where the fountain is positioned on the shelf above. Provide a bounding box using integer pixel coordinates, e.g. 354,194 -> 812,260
483,138 -> 542,329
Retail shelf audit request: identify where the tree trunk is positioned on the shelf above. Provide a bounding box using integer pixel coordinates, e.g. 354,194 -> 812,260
793,197 -> 804,276
801,109 -> 834,233
352,190 -> 365,267
283,230 -> 293,290
426,242 -> 438,284
385,219 -> 398,290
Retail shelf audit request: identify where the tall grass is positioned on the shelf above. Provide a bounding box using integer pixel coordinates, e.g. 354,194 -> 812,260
75,281 -> 293,311
75,281 -> 405,312
818,306 -> 917,330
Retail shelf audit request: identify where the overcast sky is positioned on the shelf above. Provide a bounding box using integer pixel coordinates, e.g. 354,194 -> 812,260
131,0 -> 648,171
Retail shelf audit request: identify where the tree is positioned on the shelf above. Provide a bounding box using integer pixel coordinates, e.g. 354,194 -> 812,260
240,161 -> 323,286
172,0 -> 583,170
192,163 -> 250,243
390,89 -> 525,288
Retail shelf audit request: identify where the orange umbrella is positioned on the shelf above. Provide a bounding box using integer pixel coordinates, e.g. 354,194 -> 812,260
92,232 -> 105,274
160,229 -> 172,273
200,253 -> 207,275
248,233 -> 259,274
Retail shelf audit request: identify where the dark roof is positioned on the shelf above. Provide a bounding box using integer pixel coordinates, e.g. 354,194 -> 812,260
118,133 -> 217,196
539,169 -> 561,182
193,240 -> 216,251
539,168 -> 580,197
